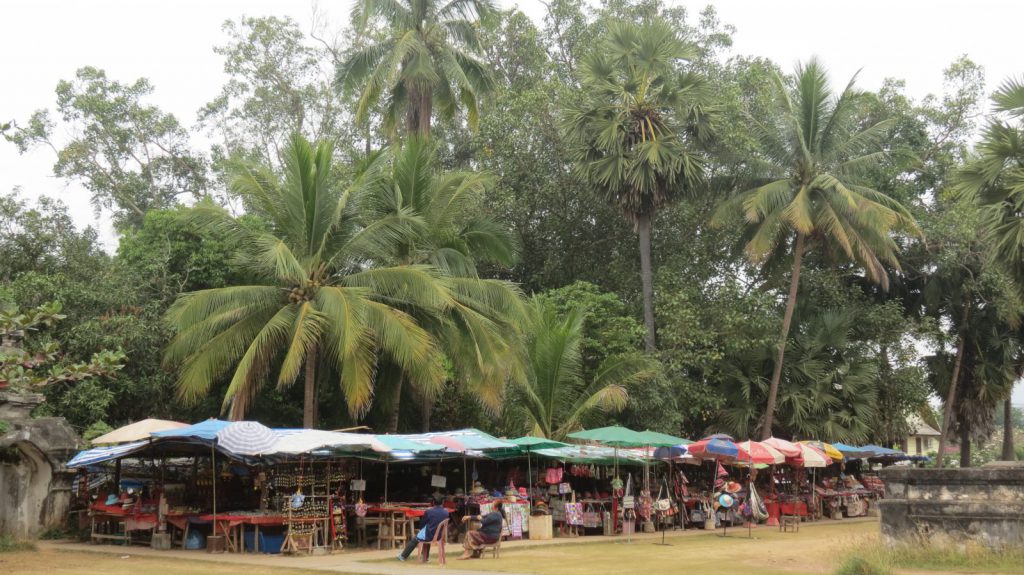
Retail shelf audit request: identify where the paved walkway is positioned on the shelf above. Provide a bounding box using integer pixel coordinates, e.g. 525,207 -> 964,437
40,517 -> 877,575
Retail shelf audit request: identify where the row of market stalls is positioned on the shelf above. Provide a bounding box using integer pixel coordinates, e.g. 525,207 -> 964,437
68,419 -> 918,554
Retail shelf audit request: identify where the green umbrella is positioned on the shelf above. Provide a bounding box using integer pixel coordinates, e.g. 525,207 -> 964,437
636,430 -> 692,447
567,426 -> 647,447
509,437 -> 570,506
568,426 -> 649,502
510,436 -> 571,450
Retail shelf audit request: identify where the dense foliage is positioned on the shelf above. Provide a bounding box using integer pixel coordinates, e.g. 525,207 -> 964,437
3,1 -> 1021,464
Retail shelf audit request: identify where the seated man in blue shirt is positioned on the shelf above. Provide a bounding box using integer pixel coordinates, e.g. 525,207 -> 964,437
398,496 -> 450,561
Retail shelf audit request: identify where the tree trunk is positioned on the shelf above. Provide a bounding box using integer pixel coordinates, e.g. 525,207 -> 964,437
935,305 -> 970,468
637,212 -> 657,352
385,376 -> 404,433
959,420 -> 972,468
420,391 -> 433,433
406,84 -> 432,138
760,233 -> 806,440
1002,396 -> 1016,461
303,344 -> 318,429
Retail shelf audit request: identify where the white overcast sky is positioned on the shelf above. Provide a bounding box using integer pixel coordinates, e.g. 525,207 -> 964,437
2,0 -> 1023,403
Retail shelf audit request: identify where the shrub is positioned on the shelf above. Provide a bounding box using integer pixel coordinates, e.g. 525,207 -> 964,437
0,534 -> 36,553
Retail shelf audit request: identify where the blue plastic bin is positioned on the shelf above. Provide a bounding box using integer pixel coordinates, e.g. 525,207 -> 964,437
185,529 -> 206,550
242,530 -> 284,554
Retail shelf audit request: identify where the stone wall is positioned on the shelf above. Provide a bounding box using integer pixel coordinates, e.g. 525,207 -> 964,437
879,464 -> 1024,548
0,392 -> 81,537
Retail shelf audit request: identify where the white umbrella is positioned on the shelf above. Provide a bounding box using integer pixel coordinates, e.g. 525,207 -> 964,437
91,419 -> 188,445
792,443 -> 830,468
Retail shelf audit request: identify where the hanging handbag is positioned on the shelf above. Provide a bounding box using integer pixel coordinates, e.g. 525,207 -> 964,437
653,486 -> 672,513
546,467 -> 563,484
582,504 -> 600,528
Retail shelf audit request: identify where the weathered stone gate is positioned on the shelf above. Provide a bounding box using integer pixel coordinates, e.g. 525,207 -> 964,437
0,392 -> 80,537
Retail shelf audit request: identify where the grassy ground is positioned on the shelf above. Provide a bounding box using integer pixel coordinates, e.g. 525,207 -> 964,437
397,521 -> 1024,575
400,521 -> 876,575
6,520 -> 1022,575
0,548 -> 327,575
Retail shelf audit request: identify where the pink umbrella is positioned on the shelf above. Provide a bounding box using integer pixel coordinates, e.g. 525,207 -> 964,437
736,440 -> 785,464
762,437 -> 802,458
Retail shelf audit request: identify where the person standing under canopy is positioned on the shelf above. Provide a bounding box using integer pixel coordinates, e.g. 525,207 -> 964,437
459,500 -> 503,560
397,496 -> 450,561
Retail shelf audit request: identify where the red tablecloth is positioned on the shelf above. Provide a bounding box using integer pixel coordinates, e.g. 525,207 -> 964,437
766,501 -> 808,518
367,507 -> 425,518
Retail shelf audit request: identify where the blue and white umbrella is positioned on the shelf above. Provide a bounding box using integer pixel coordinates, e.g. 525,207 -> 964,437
215,421 -> 278,456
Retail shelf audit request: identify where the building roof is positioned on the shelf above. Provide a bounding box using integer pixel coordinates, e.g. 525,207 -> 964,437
907,414 -> 942,437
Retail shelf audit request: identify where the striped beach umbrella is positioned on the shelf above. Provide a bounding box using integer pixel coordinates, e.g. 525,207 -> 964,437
215,421 -> 278,456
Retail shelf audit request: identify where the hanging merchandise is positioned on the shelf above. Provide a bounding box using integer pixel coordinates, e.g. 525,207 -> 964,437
545,466 -> 563,484
565,501 -> 584,526
558,482 -> 572,495
749,484 -> 769,521
431,475 -> 447,488
582,503 -> 601,528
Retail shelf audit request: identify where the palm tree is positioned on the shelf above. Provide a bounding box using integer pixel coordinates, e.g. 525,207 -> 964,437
955,77 -> 1024,463
562,19 -> 712,352
713,58 -> 918,440
338,0 -> 495,138
718,309 -> 880,443
361,137 -> 524,431
514,299 -> 660,440
164,134 -> 453,427
957,76 -> 1024,289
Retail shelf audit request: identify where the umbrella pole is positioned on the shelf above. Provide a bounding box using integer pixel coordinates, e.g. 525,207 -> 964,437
384,460 -> 389,504
211,442 -> 217,521
463,456 -> 467,495
527,447 -> 532,509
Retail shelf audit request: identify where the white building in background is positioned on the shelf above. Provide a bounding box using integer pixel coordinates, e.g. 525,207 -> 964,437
901,415 -> 942,456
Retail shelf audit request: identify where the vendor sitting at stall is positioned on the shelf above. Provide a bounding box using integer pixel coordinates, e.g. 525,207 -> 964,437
397,496 -> 449,562
458,500 -> 503,560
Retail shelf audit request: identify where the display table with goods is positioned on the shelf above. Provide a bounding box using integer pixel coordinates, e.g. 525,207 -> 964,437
814,477 -> 874,519
88,496 -> 160,545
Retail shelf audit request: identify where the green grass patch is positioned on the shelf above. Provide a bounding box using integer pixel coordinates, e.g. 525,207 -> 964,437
833,536 -> 1024,574
0,534 -> 37,553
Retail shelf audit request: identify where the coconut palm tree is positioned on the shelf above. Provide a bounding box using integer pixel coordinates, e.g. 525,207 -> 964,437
563,19 -> 712,352
164,133 -> 453,427
515,299 -> 660,440
338,0 -> 495,138
713,58 -> 918,440
360,137 -> 525,431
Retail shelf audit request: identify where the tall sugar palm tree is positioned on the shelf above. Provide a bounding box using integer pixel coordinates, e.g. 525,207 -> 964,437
361,137 -> 525,431
515,299 -> 660,440
563,19 -> 712,352
957,76 -> 1024,290
713,58 -> 918,440
164,134 -> 452,427
338,0 -> 495,138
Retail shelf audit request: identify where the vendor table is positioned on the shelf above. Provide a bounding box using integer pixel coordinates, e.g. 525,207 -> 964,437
89,501 -> 158,545
199,513 -> 288,553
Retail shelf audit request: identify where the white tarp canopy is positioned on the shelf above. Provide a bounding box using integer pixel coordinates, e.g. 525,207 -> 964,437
269,430 -> 391,455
